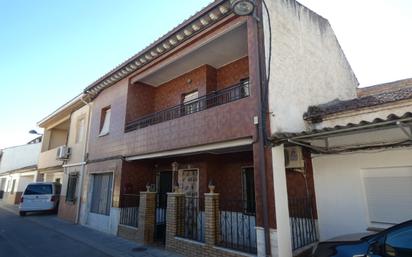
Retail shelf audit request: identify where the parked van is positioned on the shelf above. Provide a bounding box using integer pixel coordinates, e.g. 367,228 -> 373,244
19,182 -> 61,216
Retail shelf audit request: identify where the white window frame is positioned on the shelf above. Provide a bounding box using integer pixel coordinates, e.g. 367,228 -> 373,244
99,108 -> 111,137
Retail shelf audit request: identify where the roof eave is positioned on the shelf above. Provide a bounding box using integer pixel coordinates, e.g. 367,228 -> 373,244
83,0 -> 232,97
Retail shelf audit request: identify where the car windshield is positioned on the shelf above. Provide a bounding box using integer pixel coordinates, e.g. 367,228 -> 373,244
24,184 -> 52,195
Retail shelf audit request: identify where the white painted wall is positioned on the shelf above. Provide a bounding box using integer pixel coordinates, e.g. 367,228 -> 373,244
313,147 -> 412,240
0,143 -> 41,174
263,0 -> 358,134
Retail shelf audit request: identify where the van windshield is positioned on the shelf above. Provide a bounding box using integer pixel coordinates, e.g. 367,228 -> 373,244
24,185 -> 52,195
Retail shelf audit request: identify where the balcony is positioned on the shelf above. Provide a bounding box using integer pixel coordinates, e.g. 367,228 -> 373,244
38,147 -> 64,169
125,80 -> 250,132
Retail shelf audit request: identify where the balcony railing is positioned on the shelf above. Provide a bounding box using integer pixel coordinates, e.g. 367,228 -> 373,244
125,80 -> 250,132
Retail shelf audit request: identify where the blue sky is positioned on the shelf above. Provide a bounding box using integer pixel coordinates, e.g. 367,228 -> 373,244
0,0 -> 411,149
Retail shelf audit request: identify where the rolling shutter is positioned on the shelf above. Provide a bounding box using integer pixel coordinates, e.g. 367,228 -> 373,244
363,167 -> 412,225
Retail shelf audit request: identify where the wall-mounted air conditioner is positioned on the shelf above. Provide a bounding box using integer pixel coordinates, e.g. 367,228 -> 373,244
56,145 -> 71,160
285,146 -> 304,169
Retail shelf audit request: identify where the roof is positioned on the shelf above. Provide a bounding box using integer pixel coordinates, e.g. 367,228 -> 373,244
273,112 -> 412,142
304,86 -> 412,122
37,93 -> 87,128
358,77 -> 412,97
83,0 -> 232,97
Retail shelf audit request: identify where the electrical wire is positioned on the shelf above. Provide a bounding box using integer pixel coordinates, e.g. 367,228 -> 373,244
260,0 -> 273,146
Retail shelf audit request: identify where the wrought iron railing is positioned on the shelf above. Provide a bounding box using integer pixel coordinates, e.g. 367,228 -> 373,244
177,196 -> 205,242
154,193 -> 168,243
289,196 -> 318,250
125,80 -> 250,132
119,194 -> 140,228
217,199 -> 257,254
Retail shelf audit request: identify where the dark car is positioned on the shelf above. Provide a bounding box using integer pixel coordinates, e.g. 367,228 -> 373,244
312,220 -> 412,257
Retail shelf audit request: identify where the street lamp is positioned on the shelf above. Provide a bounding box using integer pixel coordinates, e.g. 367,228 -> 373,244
29,130 -> 43,135
230,0 -> 256,16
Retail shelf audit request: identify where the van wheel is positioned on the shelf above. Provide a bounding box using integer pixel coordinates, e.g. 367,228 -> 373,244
19,211 -> 26,217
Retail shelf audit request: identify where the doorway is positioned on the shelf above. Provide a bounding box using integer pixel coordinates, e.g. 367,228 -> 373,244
154,171 -> 172,243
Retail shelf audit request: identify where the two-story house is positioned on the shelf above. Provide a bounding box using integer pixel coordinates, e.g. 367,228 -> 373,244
72,1 -> 359,257
79,1 -> 273,256
37,94 -> 91,223
0,140 -> 41,205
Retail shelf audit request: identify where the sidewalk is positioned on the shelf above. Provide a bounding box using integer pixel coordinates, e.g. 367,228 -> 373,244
0,202 -> 182,257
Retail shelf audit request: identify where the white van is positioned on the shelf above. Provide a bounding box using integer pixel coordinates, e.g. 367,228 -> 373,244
19,182 -> 61,216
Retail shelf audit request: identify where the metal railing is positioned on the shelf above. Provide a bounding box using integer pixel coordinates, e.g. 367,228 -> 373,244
177,196 -> 205,242
119,194 -> 140,228
154,193 -> 168,243
217,199 -> 257,254
289,196 -> 318,250
125,80 -> 250,132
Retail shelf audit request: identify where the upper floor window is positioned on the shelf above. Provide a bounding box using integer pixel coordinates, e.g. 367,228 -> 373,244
75,117 -> 85,143
182,90 -> 199,115
99,107 -> 111,137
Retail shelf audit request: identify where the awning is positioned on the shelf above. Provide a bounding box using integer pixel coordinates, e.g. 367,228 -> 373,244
271,112 -> 412,154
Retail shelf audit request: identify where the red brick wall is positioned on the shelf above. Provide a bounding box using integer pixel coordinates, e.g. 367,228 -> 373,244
216,57 -> 249,90
122,152 -> 253,203
126,82 -> 155,124
121,160 -> 155,195
126,57 -> 249,124
152,65 -> 210,112
286,149 -> 318,218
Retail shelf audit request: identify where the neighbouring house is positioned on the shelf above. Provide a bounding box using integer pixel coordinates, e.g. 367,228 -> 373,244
272,78 -> 412,243
74,0 -> 358,257
56,96 -> 91,223
37,94 -> 91,225
0,139 -> 41,205
263,0 -> 358,256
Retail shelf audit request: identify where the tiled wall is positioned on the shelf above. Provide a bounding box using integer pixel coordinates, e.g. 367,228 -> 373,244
87,57 -> 255,161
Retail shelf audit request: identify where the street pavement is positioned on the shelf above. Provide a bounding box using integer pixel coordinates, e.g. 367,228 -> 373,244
0,204 -> 181,257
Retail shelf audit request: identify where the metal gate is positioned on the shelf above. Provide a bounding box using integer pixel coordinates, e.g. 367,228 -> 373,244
154,193 -> 167,243
289,196 -> 318,250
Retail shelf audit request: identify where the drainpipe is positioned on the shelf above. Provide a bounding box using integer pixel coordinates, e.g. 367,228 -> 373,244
75,95 -> 92,224
255,0 -> 271,255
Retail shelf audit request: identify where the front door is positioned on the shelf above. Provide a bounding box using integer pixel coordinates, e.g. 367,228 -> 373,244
154,171 -> 172,243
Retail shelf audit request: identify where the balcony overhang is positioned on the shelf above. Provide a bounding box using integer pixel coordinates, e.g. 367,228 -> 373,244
125,137 -> 253,161
131,22 -> 248,86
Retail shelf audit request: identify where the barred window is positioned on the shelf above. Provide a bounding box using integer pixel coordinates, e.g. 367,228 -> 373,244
66,173 -> 79,202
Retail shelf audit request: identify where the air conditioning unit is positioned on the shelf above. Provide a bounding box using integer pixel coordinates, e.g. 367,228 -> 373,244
285,146 -> 304,169
56,145 -> 71,160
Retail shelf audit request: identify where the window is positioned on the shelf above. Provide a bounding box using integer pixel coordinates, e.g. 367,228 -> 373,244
0,178 -> 6,191
66,173 -> 79,202
242,167 -> 256,214
182,91 -> 199,115
24,184 -> 52,195
90,173 -> 113,215
75,117 -> 85,143
385,225 -> 412,256
362,167 -> 412,225
10,179 -> 16,194
99,107 -> 111,137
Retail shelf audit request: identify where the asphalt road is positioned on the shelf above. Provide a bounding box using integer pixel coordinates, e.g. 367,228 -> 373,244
0,208 -> 111,257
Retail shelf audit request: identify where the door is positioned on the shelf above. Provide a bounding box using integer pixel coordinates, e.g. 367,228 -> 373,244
0,178 -> 6,199
155,171 -> 172,243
